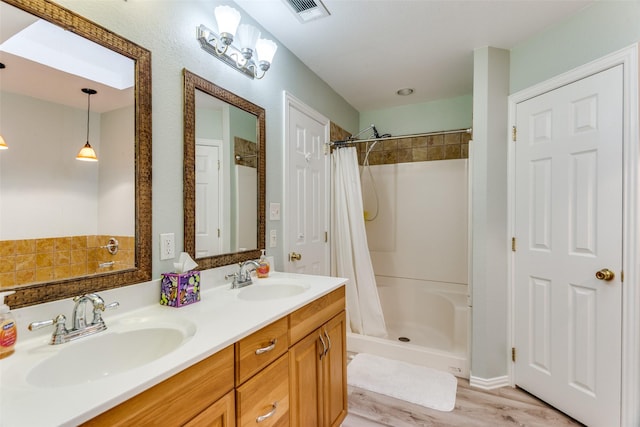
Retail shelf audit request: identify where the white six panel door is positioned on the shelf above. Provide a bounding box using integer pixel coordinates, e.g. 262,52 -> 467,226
195,143 -> 222,257
514,65 -> 623,427
286,104 -> 328,275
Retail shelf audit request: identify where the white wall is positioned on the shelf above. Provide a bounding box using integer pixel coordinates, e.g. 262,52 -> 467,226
470,47 -> 510,381
365,159 -> 468,285
0,92 -> 100,239
98,105 -> 135,236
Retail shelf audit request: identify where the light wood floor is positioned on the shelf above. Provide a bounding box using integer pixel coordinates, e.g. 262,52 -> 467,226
344,377 -> 585,427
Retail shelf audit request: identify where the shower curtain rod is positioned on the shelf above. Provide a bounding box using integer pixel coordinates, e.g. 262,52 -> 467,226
328,127 -> 472,147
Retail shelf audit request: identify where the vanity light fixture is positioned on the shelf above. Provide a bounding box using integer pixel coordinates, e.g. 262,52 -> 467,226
197,5 -> 278,80
76,88 -> 98,162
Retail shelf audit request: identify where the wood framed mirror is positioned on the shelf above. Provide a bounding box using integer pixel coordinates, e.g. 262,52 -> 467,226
183,69 -> 265,269
1,0 -> 152,308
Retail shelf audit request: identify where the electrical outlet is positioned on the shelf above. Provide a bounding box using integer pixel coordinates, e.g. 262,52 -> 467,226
269,203 -> 281,221
269,229 -> 277,248
160,233 -> 175,260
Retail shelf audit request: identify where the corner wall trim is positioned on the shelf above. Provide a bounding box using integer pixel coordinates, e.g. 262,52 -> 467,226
469,375 -> 510,390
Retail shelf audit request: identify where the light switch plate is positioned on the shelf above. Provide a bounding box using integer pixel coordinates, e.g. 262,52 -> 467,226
269,229 -> 277,248
269,203 -> 281,221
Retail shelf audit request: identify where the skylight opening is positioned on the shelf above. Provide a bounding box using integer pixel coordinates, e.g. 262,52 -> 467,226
0,19 -> 133,90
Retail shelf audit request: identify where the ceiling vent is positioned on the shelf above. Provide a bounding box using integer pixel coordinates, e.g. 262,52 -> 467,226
282,0 -> 330,23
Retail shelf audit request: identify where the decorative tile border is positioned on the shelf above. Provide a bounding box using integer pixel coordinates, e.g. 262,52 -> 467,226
329,122 -> 470,165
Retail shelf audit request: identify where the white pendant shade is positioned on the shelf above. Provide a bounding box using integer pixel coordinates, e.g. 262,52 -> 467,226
214,5 -> 241,36
236,24 -> 260,52
256,38 -> 278,64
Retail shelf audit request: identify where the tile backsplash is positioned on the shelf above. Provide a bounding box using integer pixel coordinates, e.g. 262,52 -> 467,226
0,235 -> 134,289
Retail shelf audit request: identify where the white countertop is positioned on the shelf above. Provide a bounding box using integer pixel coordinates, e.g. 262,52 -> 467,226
0,271 -> 346,427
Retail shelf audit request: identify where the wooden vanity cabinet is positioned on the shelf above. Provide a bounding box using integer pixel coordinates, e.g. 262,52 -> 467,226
289,288 -> 347,427
83,345 -> 235,427
84,285 -> 346,427
289,311 -> 347,427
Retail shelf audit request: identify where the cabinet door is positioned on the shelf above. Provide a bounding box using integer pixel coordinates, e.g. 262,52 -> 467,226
289,329 -> 324,426
184,390 -> 235,427
322,311 -> 347,427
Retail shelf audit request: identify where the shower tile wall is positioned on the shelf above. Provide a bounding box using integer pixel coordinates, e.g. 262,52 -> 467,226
328,122 -> 469,165
356,131 -> 470,165
234,137 -> 257,168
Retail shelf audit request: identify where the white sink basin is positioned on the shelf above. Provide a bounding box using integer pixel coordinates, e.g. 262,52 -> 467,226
26,319 -> 196,388
237,283 -> 309,301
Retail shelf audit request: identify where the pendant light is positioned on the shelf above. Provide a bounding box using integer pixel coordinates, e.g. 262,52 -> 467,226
0,63 -> 7,150
76,88 -> 98,162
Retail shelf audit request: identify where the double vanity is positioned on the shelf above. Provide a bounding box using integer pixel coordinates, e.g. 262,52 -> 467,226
0,271 -> 347,426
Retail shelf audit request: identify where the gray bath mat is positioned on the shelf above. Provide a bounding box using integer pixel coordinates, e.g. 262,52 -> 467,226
347,353 -> 457,412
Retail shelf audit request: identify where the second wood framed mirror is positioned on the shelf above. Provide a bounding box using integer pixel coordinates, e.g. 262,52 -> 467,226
183,69 -> 265,268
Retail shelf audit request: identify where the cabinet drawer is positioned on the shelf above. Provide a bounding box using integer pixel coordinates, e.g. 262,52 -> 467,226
236,316 -> 289,385
83,345 -> 234,426
289,286 -> 345,345
236,353 -> 289,427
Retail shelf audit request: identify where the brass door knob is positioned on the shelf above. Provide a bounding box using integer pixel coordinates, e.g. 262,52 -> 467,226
289,252 -> 302,262
595,268 -> 615,281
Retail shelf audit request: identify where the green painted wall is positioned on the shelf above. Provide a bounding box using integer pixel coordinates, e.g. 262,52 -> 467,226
359,94 -> 472,137
511,1 -> 640,93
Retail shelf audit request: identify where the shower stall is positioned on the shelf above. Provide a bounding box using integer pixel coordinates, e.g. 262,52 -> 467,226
332,128 -> 471,378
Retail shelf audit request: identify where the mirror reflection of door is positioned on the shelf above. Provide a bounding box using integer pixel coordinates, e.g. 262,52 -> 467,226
194,89 -> 257,256
195,140 -> 223,257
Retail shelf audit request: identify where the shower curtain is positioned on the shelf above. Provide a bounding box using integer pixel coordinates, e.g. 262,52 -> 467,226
331,146 -> 387,338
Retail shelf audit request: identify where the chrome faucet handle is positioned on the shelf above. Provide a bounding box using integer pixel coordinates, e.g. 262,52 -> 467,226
91,300 -> 119,324
28,314 -> 69,345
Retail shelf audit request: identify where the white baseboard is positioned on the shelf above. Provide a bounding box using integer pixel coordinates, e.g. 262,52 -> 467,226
469,374 -> 510,390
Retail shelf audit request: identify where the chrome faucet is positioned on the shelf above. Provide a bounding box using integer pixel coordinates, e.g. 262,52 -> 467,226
29,293 -> 119,345
226,260 -> 260,289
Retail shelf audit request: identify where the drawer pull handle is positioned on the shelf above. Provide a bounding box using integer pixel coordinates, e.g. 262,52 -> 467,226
256,401 -> 278,423
324,329 -> 331,356
318,332 -> 327,360
255,338 -> 277,355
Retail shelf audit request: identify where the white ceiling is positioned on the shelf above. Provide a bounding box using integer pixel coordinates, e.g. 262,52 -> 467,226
235,0 -> 594,111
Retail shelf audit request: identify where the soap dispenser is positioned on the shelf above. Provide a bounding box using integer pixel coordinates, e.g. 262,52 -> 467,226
0,291 -> 17,359
257,249 -> 270,278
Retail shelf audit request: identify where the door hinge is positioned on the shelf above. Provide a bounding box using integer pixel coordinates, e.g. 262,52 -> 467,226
621,270 -> 624,283
512,347 -> 516,362
512,126 -> 517,142
325,231 -> 328,243
511,237 -> 517,252
217,228 -> 220,238
218,159 -> 221,170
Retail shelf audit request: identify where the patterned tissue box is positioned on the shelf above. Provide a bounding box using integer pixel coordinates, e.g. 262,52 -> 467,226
160,271 -> 201,307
